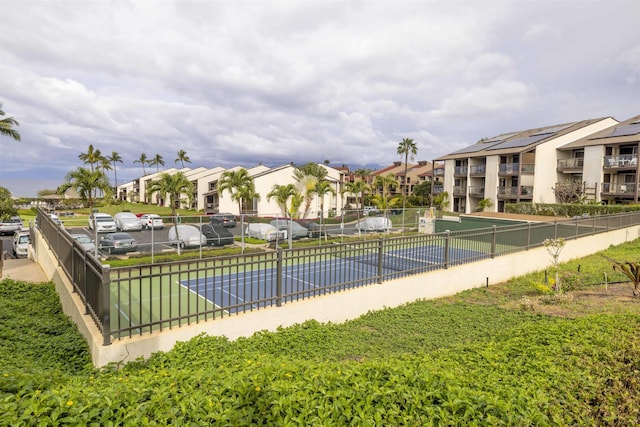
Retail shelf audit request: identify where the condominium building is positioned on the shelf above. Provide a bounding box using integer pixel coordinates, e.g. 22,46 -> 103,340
433,116 -> 621,213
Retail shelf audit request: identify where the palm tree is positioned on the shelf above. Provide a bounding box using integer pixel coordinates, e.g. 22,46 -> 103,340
397,138 -> 418,212
217,168 -> 259,214
314,180 -> 336,220
0,103 -> 20,141
134,153 -> 149,176
147,172 -> 194,254
79,145 -> 104,172
267,184 -> 298,217
150,154 -> 165,173
294,163 -> 327,218
107,151 -> 123,197
345,179 -> 371,211
175,149 -> 191,168
372,173 -> 398,209
58,167 -> 111,209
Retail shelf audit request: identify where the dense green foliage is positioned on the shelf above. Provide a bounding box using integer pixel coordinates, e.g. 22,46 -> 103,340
506,202 -> 640,217
1,240 -> 639,425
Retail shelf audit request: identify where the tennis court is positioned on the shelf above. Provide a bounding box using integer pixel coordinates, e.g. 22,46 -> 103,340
176,244 -> 485,314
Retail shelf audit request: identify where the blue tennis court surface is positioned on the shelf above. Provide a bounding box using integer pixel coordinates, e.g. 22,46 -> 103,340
180,244 -> 484,313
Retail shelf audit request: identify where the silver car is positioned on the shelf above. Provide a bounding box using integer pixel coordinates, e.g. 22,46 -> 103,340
0,216 -> 23,236
168,225 -> 207,248
114,212 -> 143,232
71,233 -> 96,252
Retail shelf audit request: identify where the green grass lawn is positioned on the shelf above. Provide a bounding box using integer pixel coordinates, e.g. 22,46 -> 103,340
1,239 -> 639,425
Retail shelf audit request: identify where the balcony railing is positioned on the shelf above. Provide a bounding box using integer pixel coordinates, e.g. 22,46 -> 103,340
497,185 -> 533,199
468,186 -> 485,197
469,165 -> 486,176
604,156 -> 638,169
498,163 -> 519,175
454,166 -> 468,176
521,163 -> 535,174
433,167 -> 445,177
432,185 -> 444,194
452,186 -> 466,196
601,182 -> 636,195
557,158 -> 584,170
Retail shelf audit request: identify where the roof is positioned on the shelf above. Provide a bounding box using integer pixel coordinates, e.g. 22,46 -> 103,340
435,117 -> 613,160
558,114 -> 640,150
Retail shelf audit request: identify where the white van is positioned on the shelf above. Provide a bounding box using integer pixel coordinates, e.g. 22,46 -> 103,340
12,230 -> 30,258
88,213 -> 117,233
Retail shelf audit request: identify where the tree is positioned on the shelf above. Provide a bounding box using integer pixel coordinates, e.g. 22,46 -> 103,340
147,172 -> 194,255
134,153 -> 149,176
150,154 -> 165,173
79,145 -> 105,172
0,186 -> 17,219
314,180 -> 336,219
267,184 -> 298,217
107,151 -> 123,197
0,103 -> 20,141
218,168 -> 259,215
58,167 -> 111,209
344,179 -> 371,210
175,150 -> 191,168
553,181 -> 586,204
411,180 -> 432,206
397,138 -> 418,213
294,162 -> 327,218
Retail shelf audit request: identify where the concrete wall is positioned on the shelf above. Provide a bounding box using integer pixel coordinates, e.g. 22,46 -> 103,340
33,223 -> 640,368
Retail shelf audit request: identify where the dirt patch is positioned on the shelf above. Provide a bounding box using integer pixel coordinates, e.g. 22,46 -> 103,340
510,283 -> 639,318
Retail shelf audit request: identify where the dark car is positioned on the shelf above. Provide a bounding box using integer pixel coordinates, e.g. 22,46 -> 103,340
209,213 -> 236,228
99,232 -> 138,254
200,224 -> 234,246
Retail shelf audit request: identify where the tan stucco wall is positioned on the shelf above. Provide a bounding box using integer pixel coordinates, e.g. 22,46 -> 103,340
33,224 -> 640,367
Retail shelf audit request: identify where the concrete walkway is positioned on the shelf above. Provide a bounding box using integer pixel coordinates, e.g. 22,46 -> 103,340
0,257 -> 49,283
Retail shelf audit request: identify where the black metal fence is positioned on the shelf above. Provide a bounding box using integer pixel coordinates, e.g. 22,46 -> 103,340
35,209 -> 640,345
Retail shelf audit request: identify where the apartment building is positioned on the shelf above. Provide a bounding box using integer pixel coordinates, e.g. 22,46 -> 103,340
557,115 -> 640,205
433,117 -> 620,213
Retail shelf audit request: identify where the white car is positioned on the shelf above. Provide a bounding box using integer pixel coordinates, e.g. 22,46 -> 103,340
139,213 -> 164,230
114,212 -> 143,232
168,224 -> 207,248
355,217 -> 392,232
88,213 -> 117,233
12,230 -> 30,258
244,223 -> 285,242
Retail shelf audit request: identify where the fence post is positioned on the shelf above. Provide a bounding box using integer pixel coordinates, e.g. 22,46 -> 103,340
491,225 -> 497,258
377,239 -> 384,284
554,221 -> 558,239
444,230 -> 450,269
527,222 -> 531,249
100,264 -> 112,346
276,248 -> 283,307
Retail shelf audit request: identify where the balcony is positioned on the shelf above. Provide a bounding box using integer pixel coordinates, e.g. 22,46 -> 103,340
498,163 -> 519,176
557,158 -> 584,172
497,185 -> 533,199
469,165 -> 486,176
452,186 -> 466,196
433,167 -> 445,177
521,163 -> 535,174
453,166 -> 468,177
468,186 -> 485,197
432,185 -> 444,194
604,155 -> 638,170
601,182 -> 636,196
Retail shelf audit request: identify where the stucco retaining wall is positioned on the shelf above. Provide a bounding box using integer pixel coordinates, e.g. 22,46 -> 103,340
33,225 -> 640,367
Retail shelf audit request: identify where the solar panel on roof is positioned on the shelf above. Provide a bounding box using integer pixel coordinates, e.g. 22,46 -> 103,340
447,140 -> 505,155
486,134 -> 549,151
532,124 -> 571,136
609,123 -> 640,137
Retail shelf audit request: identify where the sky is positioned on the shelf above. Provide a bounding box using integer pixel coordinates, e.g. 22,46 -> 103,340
1,0 -> 639,198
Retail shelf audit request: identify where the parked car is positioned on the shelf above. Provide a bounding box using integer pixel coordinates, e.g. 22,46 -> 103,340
209,213 -> 236,228
12,230 -> 30,258
99,232 -> 138,254
298,220 -> 325,238
88,213 -> 117,233
200,223 -> 234,246
363,206 -> 380,216
168,224 -> 207,248
49,213 -> 64,228
139,213 -> 164,230
114,212 -> 143,232
355,217 -> 392,232
70,233 -> 96,252
0,216 -> 23,235
244,223 -> 285,242
270,219 -> 310,239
